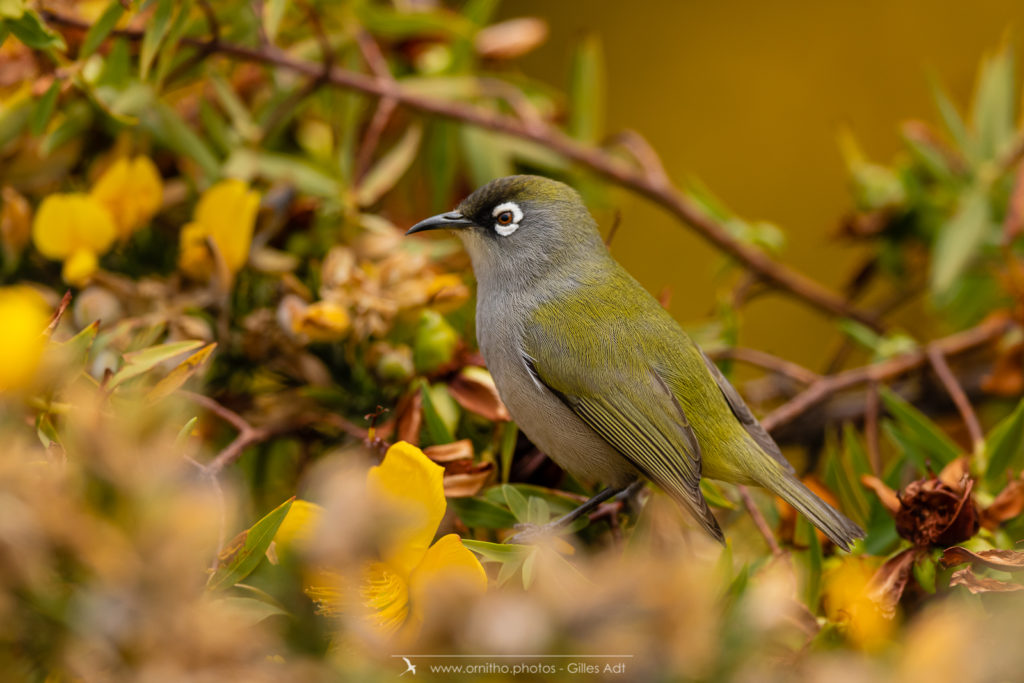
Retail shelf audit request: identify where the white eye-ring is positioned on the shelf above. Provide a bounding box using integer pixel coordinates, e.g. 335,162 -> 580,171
491,201 -> 523,236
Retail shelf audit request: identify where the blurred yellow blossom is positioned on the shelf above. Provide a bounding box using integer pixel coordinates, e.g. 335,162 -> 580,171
0,286 -> 49,392
293,300 -> 351,342
90,156 -> 163,238
32,193 -> 116,286
277,442 -> 486,640
823,556 -> 893,651
1,186 -> 31,255
179,179 -> 259,280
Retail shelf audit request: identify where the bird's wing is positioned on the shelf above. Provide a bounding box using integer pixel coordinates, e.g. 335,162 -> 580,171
699,350 -> 794,473
521,349 -> 723,542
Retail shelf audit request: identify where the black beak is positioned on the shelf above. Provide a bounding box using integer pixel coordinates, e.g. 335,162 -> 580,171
406,211 -> 475,235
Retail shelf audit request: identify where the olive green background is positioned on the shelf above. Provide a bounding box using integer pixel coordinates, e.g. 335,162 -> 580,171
500,0 -> 1024,368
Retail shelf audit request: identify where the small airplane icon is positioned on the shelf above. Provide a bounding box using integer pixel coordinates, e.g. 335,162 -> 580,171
399,657 -> 417,676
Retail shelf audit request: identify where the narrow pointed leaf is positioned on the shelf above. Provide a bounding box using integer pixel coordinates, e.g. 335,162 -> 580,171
880,388 -> 961,466
108,340 -> 204,389
146,342 -> 218,402
207,498 -> 294,591
984,398 -> 1024,486
80,0 -> 125,59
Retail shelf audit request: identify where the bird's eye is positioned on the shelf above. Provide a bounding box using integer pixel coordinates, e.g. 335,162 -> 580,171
491,201 -> 523,236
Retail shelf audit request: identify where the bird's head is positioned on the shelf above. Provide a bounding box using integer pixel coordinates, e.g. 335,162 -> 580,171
406,175 -> 607,287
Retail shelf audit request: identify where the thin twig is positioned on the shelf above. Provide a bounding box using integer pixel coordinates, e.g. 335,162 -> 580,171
708,346 -> 821,386
762,313 -> 1012,434
40,9 -> 880,329
926,345 -> 984,449
181,390 -> 269,473
737,484 -> 783,556
43,290 -> 72,337
354,29 -> 397,180
165,0 -> 220,85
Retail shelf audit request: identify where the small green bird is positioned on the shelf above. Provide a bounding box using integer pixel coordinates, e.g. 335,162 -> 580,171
408,175 -> 864,550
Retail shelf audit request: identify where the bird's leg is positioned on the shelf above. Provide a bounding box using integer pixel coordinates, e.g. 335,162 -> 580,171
506,479 -> 645,544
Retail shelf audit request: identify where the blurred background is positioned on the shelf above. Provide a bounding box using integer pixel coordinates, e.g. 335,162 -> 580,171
505,0 -> 1024,367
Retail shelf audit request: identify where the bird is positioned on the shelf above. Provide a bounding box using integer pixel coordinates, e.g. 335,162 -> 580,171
407,175 -> 864,550
400,657 -> 417,676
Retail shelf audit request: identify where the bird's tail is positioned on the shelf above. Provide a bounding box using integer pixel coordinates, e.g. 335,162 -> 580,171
765,470 -> 865,551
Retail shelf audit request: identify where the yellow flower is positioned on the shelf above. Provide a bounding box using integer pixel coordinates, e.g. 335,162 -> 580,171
32,193 -> 116,286
179,179 -> 259,280
292,300 -> 351,342
90,156 -> 163,238
278,442 -> 487,639
0,286 -> 49,391
823,556 -> 893,651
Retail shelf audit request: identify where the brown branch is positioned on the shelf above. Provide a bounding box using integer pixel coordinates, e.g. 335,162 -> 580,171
737,484 -> 783,556
181,391 -> 270,474
708,346 -> 821,386
40,9 -> 880,329
926,345 -> 984,449
354,29 -> 397,180
43,290 -> 72,337
762,313 -> 1013,434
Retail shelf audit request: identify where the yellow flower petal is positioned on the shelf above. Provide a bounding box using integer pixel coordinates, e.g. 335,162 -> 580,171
61,248 -> 99,286
294,301 -> 351,342
275,499 -> 324,550
192,179 -> 259,274
405,534 -> 487,636
366,441 -> 446,578
91,156 -> 163,238
0,286 -> 49,391
32,193 -> 116,259
361,561 -> 410,636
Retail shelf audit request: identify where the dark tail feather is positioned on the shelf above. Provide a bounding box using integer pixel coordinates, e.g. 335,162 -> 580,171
768,472 -> 865,551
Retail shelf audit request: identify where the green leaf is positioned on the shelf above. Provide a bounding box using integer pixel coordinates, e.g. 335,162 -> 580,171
459,126 -> 513,186
36,412 -> 59,448
146,342 -> 217,402
913,550 -> 937,594
30,79 -> 59,136
483,483 -> 580,515
568,33 -> 604,143
526,495 -> 550,526
450,496 -> 518,529
207,498 -> 294,591
970,44 -> 1016,161
356,123 -> 423,207
521,547 -> 537,589
152,0 -> 194,85
62,320 -> 100,368
501,484 -> 530,523
880,387 -> 961,466
928,74 -> 975,161
930,183 -> 992,297
80,0 -> 125,60
0,0 -> 24,20
210,72 -> 259,141
462,538 -> 530,563
107,340 -> 205,389
499,421 -> 517,484
175,416 -> 199,446
263,0 -> 288,42
214,596 -> 288,625
700,479 -> 736,510
984,398 -> 1024,486
223,149 -> 340,198
355,3 -> 472,39
796,516 -> 823,609
139,0 -> 173,80
148,101 -> 220,179
4,8 -> 64,50
419,381 -> 455,445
